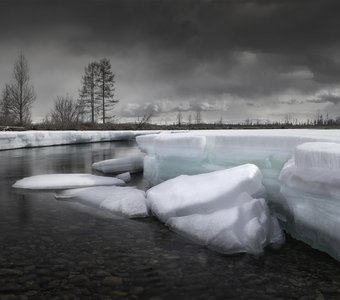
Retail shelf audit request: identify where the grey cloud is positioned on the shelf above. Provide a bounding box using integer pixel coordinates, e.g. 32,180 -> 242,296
1,0 -> 340,121
119,100 -> 229,118
308,93 -> 340,105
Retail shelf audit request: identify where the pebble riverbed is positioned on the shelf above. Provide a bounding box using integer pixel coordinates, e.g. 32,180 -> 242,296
0,142 -> 340,300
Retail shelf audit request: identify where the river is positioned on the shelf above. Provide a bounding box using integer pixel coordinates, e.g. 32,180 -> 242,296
0,141 -> 340,299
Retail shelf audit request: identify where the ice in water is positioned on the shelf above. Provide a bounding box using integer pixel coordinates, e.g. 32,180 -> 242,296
116,172 -> 131,182
138,131 -> 340,260
147,164 -> 284,254
92,154 -> 145,174
55,186 -> 148,218
147,164 -> 264,222
279,142 -> 340,260
12,174 -> 124,190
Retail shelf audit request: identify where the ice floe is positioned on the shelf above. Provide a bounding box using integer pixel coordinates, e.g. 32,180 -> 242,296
92,154 -> 145,174
167,195 -> 284,255
55,186 -> 148,218
147,165 -> 284,255
147,164 -> 263,222
137,130 -> 340,260
12,174 -> 124,190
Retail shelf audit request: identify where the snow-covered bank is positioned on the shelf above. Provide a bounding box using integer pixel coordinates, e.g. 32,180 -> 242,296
0,130 -> 157,150
137,129 -> 340,260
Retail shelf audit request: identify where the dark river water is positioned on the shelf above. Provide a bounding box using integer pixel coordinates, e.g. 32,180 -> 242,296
0,141 -> 340,300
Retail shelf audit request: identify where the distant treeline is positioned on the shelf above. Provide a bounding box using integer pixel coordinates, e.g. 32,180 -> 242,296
14,114 -> 340,131
1,53 -> 339,131
0,53 -> 117,128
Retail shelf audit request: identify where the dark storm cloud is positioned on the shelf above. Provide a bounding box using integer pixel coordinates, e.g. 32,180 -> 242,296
1,0 -> 340,121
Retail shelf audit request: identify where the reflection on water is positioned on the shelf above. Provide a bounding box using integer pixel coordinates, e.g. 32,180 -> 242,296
0,141 -> 340,299
1,141 -> 142,224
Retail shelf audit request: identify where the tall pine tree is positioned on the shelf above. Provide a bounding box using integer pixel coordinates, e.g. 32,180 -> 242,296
96,58 -> 118,124
79,62 -> 99,124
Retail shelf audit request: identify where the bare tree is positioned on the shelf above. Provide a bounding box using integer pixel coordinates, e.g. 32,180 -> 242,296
0,84 -> 14,125
188,114 -> 192,125
96,58 -> 118,124
135,109 -> 153,129
176,110 -> 182,126
79,62 -> 99,124
6,53 -> 36,126
195,109 -> 202,124
48,96 -> 81,128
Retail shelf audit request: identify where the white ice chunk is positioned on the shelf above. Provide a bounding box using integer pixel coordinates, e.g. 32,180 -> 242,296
12,174 -> 124,190
294,142 -> 340,170
136,134 -> 158,155
116,172 -> 131,182
147,164 -> 263,223
55,186 -> 148,218
92,154 -> 145,174
279,142 -> 340,260
153,134 -> 206,159
167,194 -> 284,255
280,159 -> 340,199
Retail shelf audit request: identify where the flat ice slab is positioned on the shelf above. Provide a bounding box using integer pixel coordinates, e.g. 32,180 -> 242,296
55,186 -> 148,218
92,154 -> 145,174
12,174 -> 124,190
146,164 -> 283,254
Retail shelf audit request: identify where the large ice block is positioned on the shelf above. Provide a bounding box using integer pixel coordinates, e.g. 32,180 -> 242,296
137,130 -> 340,260
147,165 -> 283,255
55,186 -> 148,218
12,174 -> 124,190
279,142 -> 340,260
147,164 -> 264,223
167,194 -> 284,255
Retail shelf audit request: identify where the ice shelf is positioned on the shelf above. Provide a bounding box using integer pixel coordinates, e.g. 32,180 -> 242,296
0,130 -> 158,151
137,130 -> 340,260
279,142 -> 340,260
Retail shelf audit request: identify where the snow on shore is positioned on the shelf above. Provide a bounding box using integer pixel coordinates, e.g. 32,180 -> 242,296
0,130 -> 157,151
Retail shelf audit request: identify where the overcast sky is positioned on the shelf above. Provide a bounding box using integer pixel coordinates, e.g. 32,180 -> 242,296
1,0 -> 340,123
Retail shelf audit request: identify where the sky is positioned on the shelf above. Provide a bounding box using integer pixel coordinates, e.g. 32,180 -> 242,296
1,0 -> 340,124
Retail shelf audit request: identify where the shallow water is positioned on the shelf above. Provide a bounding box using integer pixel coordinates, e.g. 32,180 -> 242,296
0,141 -> 340,299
